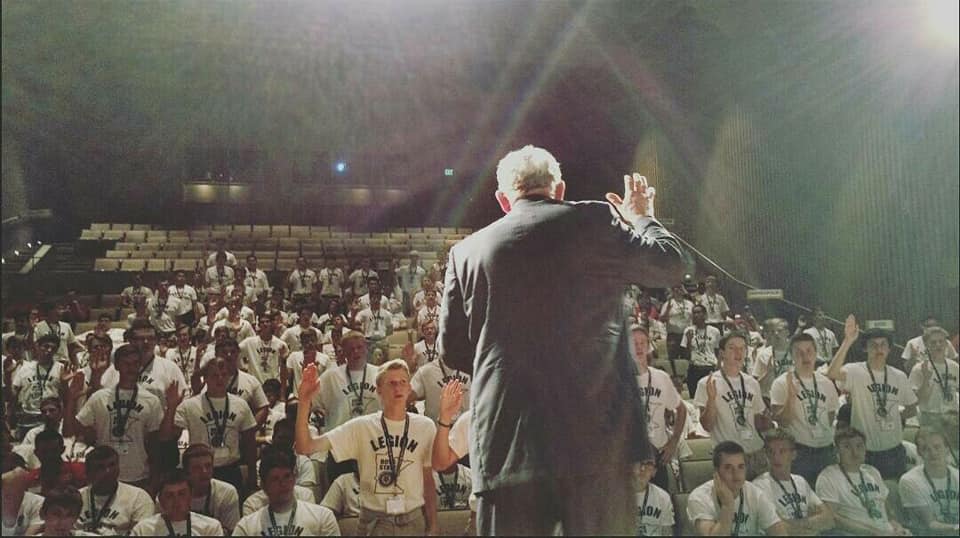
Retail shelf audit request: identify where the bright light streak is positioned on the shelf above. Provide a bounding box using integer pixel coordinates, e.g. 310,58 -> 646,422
14,250 -> 20,256
335,162 -> 347,173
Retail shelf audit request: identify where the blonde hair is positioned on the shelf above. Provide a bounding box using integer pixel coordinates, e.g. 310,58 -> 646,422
496,145 -> 561,199
375,358 -> 410,387
340,330 -> 366,347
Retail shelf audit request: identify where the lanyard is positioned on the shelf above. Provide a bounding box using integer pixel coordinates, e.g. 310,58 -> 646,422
204,394 -> 230,447
195,490 -> 213,516
47,321 -> 61,338
817,329 -> 829,355
638,368 -> 653,419
694,327 -> 707,354
438,469 -> 460,508
113,386 -> 139,437
841,467 -> 882,519
866,365 -> 889,417
346,365 -> 368,403
227,372 -> 239,395
772,475 -> 804,519
177,347 -> 193,374
923,467 -> 956,523
35,362 -> 52,395
637,485 -> 651,533
774,350 -> 791,376
423,342 -> 438,363
268,501 -> 297,532
138,357 -> 155,382
437,358 -> 460,381
163,515 -> 191,537
717,492 -> 745,536
720,372 -> 748,425
88,488 -> 117,531
380,413 -> 411,486
795,373 -> 820,426
928,360 -> 952,400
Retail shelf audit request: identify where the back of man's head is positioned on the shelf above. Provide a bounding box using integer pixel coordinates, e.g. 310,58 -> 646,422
496,145 -> 562,200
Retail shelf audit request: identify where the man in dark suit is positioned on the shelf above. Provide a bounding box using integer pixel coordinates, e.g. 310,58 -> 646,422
439,145 -> 685,535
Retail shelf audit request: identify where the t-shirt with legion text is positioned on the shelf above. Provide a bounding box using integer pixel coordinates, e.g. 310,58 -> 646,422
75,387 -> 163,482
898,464 -> 960,525
769,371 -> 840,448
410,361 -> 471,422
752,472 -> 823,521
635,366 -> 683,451
76,482 -> 156,535
326,411 -> 436,514
841,363 -> 917,452
313,364 -> 382,431
175,393 -> 257,467
694,371 -> 766,453
634,483 -> 674,536
130,512 -> 224,536
816,463 -> 893,534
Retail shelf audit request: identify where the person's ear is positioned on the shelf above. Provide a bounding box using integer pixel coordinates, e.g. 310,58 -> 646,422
553,180 -> 566,201
495,191 -> 512,214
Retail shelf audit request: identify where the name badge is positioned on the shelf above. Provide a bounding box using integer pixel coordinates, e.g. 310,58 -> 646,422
386,495 -> 406,515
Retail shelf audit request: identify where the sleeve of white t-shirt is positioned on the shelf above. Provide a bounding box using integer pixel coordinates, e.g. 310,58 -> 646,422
248,383 -> 269,411
897,372 -> 918,407
798,475 -> 822,507
321,477 -> 349,515
751,380 -> 767,416
218,483 -> 241,532
661,372 -> 682,410
692,377 -> 709,409
131,486 -> 158,521
686,483 -> 718,524
325,420 -> 361,463
75,393 -> 99,428
814,468 -> 841,503
410,367 -> 426,399
769,375 -> 787,407
143,396 -> 164,433
753,486 -> 783,531
898,470 -> 930,509
174,400 -> 190,430
681,328 -> 692,349
235,398 -> 258,432
448,414 -> 470,459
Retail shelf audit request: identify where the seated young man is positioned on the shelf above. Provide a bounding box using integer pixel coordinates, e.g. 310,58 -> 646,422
233,445 -> 339,536
75,446 -> 155,535
898,427 -> 960,534
322,461 -> 361,518
686,440 -> 786,536
632,453 -> 675,536
296,359 -> 439,535
751,429 -> 834,536
181,444 -> 241,534
131,469 -> 224,535
32,486 -> 88,536
815,427 -> 911,536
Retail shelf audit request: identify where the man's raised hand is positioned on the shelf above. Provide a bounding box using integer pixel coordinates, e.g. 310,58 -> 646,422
438,379 -> 463,422
298,363 -> 321,402
605,172 -> 656,222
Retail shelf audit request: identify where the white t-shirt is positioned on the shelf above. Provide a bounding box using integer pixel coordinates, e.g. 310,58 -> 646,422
410,361 -> 471,421
205,266 -> 235,294
356,308 -> 391,340
326,411 -> 436,514
434,464 -> 473,510
33,320 -> 78,362
752,346 -> 792,396
694,370 -> 767,453
166,346 -> 200,381
212,318 -> 255,343
75,387 -> 163,482
285,351 -> 333,397
842,362 -> 918,451
415,305 -> 441,329
147,296 -> 181,334
189,479 -> 240,533
100,355 -> 187,410
635,366 -> 682,450
902,335 -> 959,362
244,268 -> 271,301
242,485 -> 315,516
12,360 -> 64,419
280,324 -> 315,354
130,512 -> 224,536
634,483 -> 675,536
314,364 -> 382,431
682,325 -> 721,367
770,371 -> 840,448
168,285 -> 199,316
752,472 -> 823,520
909,359 -> 960,415
358,294 -> 389,310
121,285 -> 154,305
322,473 -> 361,517
687,479 -> 781,535
816,463 -> 892,533
1,491 -> 44,536
239,335 -> 288,383
697,293 -> 729,324
803,327 -> 838,361
448,412 -> 470,458
287,269 -> 318,296
174,393 -> 257,467
206,251 -> 238,268
318,267 -> 344,297
413,340 -> 440,368
76,482 -> 156,535
222,369 -> 271,415
395,264 -> 426,294
660,299 -> 694,334
215,306 -> 257,326
348,269 -> 378,297
898,464 -> 960,525
233,500 -> 339,537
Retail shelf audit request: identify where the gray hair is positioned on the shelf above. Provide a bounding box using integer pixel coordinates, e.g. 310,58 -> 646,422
496,145 -> 562,200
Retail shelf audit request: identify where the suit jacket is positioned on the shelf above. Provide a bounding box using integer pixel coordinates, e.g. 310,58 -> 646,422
439,196 -> 685,492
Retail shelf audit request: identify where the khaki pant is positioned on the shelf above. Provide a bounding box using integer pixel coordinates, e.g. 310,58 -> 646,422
358,507 -> 426,536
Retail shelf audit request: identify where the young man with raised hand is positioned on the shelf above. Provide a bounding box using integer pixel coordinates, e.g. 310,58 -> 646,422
407,319 -> 471,423
815,427 -> 911,535
631,325 -> 686,491
131,468 -> 224,535
181,443 -> 241,534
695,331 -> 770,480
312,331 -> 381,431
769,332 -> 840,485
909,326 -> 959,429
296,359 -> 439,536
751,429 -> 835,535
74,446 -> 155,535
827,314 -> 918,479
898,427 -> 960,534
165,356 -> 258,496
686,440 -> 786,536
